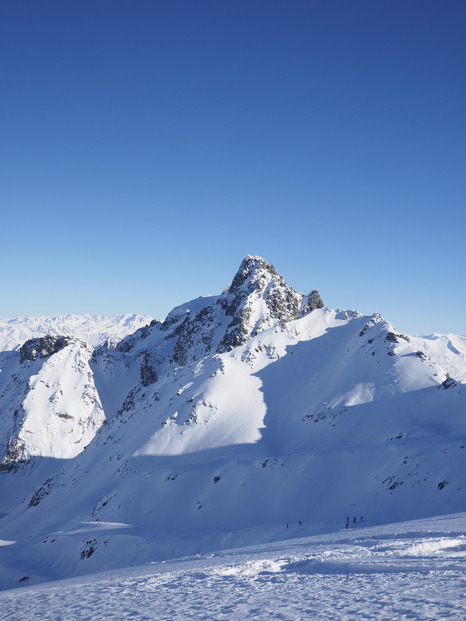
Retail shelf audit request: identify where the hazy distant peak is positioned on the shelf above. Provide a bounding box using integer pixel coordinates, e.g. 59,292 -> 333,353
0,314 -> 153,351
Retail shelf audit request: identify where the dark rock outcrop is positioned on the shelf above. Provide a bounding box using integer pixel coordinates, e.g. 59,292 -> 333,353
300,290 -> 324,316
140,352 -> 158,386
217,256 -> 305,352
19,336 -> 73,363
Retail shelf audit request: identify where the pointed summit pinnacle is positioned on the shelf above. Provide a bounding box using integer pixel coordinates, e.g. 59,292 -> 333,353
218,256 -> 318,351
227,256 -> 279,295
160,255 -> 324,365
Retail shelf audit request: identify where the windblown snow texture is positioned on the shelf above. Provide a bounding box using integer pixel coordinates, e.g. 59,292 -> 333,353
2,513 -> 466,621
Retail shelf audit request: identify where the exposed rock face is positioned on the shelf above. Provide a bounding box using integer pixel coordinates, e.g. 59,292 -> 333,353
19,336 -> 73,363
217,256 -> 303,352
170,305 -> 219,366
140,352 -> 158,387
225,255 -> 279,298
300,290 -> 324,316
0,435 -> 26,472
441,376 -> 457,390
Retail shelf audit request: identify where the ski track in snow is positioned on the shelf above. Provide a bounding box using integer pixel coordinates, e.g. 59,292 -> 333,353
2,514 -> 466,620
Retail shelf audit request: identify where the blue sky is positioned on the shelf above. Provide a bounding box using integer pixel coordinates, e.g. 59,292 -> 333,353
1,1 -> 465,335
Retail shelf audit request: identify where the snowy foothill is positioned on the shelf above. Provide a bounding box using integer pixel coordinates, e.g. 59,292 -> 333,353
1,513 -> 466,620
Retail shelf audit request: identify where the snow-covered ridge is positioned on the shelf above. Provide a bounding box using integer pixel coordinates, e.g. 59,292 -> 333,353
0,313 -> 153,351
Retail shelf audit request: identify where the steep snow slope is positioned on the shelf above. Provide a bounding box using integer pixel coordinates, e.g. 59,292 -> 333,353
0,314 -> 153,351
0,255 -> 465,591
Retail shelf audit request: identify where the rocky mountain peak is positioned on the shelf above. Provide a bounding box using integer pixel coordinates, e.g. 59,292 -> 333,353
220,256 -> 293,316
226,255 -> 279,295
217,256 -> 310,352
116,256 -> 324,369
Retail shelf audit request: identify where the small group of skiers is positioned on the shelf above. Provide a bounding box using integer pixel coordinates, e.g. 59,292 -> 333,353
284,517 -> 363,529
346,515 -> 363,528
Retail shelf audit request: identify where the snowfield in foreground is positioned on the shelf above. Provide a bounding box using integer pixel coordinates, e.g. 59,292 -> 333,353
2,512 -> 466,620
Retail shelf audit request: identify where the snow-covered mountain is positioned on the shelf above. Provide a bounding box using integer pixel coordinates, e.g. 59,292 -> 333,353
410,332 -> 466,383
0,255 -> 465,591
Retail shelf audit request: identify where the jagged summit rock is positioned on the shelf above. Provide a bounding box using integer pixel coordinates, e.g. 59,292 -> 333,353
149,255 -> 325,364
19,335 -> 74,363
218,255 -> 307,351
224,255 -> 279,294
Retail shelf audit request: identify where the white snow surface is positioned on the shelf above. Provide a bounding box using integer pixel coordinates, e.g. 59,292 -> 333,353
1,513 -> 466,620
412,333 -> 466,383
0,314 -> 153,350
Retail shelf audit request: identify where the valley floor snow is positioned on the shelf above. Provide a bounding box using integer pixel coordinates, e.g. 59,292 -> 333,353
2,513 -> 466,620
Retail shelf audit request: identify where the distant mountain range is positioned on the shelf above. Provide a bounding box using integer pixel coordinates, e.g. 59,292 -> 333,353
0,313 -> 153,351
0,255 -> 465,590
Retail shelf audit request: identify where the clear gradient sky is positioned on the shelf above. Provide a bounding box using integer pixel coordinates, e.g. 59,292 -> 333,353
1,1 -> 465,335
